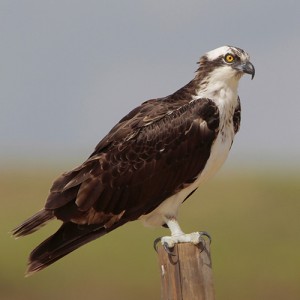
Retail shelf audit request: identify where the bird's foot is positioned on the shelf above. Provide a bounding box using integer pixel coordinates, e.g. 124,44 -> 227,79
154,231 -> 211,255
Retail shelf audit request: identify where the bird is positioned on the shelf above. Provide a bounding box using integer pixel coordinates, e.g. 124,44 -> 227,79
12,45 -> 255,275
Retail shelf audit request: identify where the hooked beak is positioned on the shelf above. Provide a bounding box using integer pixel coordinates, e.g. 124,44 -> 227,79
238,61 -> 255,79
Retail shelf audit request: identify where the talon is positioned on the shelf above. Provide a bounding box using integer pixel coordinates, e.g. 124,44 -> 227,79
153,237 -> 176,256
163,242 -> 176,256
153,237 -> 162,252
198,231 -> 212,244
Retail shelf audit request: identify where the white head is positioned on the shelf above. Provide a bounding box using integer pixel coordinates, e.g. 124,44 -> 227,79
197,45 -> 255,81
194,46 -> 255,101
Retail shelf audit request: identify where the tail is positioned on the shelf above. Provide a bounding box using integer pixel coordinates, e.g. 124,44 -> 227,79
12,210 -> 54,238
25,222 -> 110,276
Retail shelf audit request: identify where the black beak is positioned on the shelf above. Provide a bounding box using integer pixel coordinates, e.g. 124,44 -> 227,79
241,61 -> 255,80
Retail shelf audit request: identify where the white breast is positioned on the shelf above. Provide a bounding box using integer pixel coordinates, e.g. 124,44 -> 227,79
139,116 -> 235,228
139,75 -> 239,228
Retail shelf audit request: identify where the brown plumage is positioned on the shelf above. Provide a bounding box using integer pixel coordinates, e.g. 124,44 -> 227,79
13,96 -> 221,274
12,45 -> 254,275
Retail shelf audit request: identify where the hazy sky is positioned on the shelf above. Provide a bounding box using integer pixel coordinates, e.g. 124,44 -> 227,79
1,0 -> 300,169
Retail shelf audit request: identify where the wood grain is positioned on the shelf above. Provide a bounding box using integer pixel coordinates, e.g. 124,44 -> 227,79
157,242 -> 215,300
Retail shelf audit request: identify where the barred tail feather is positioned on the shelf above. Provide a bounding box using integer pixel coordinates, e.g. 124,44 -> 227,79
12,210 -> 54,238
26,222 -> 109,276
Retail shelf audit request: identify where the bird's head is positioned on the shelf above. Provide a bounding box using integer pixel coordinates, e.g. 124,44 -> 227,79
197,46 -> 255,82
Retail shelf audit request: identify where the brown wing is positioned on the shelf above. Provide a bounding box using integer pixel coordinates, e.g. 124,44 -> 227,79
45,98 -> 219,227
233,96 -> 241,134
89,97 -> 191,155
13,97 -> 220,274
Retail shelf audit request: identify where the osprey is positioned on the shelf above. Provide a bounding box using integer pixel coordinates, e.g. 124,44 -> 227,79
13,46 -> 255,275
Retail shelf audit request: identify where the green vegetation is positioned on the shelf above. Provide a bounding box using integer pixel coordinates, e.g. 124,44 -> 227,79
1,167 -> 300,300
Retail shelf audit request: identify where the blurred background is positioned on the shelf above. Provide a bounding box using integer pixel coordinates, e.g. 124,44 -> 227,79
1,1 -> 299,299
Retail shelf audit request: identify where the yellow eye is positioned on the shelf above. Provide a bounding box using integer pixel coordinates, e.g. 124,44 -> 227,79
225,54 -> 235,63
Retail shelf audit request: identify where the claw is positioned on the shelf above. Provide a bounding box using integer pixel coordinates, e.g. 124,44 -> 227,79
153,237 -> 162,252
153,231 -> 211,255
153,237 -> 176,256
163,242 -> 176,256
198,231 -> 212,244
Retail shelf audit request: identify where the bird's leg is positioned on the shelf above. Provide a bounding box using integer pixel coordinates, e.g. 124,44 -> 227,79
154,218 -> 211,254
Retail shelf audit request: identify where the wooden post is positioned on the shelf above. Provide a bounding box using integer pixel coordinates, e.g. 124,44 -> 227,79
157,242 -> 215,300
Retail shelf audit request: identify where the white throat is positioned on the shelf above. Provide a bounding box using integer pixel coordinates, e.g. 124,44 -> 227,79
194,67 -> 240,109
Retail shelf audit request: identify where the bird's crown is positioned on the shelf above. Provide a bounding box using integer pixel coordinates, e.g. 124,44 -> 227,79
196,45 -> 255,80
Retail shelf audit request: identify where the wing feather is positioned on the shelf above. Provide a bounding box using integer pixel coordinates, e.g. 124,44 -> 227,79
45,98 -> 219,227
233,96 -> 241,134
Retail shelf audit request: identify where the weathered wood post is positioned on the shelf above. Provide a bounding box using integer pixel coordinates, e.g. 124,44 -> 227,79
157,242 -> 215,300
